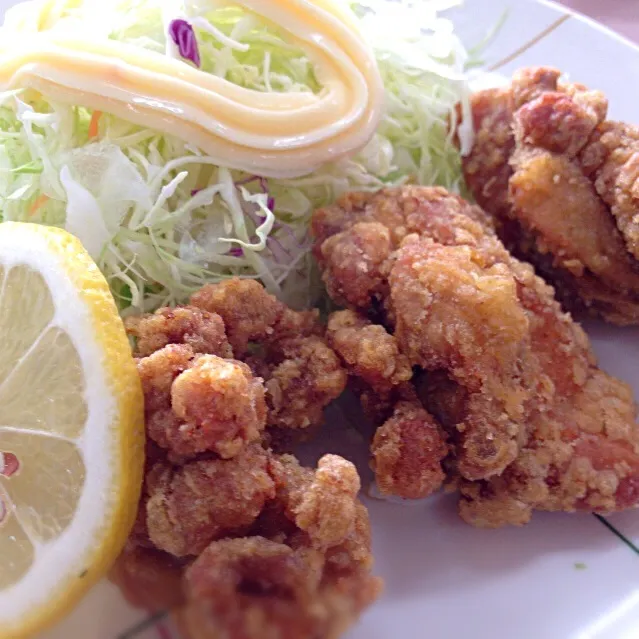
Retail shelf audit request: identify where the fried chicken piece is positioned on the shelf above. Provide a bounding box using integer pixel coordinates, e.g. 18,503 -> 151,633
190,279 -> 320,356
312,185 -> 639,526
137,343 -> 195,455
275,454 -> 361,548
327,310 -> 412,394
372,395 -> 448,499
138,346 -> 266,459
146,445 -> 275,557
461,86 -> 515,222
109,543 -> 186,613
261,336 -> 347,432
171,355 -> 267,459
126,306 -> 233,358
135,280 -> 343,447
114,277 -> 380,634
315,187 -> 531,481
391,240 -> 533,479
116,450 -> 380,638
178,492 -> 381,639
581,121 -> 639,260
179,537 -> 325,639
316,221 -> 393,310
312,186 -> 495,313
453,258 -> 639,527
326,311 -> 447,495
462,66 -> 639,324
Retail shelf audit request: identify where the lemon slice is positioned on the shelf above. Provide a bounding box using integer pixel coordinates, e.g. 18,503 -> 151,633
0,222 -> 144,639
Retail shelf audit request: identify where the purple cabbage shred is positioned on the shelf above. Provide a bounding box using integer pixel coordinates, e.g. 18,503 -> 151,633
228,246 -> 244,258
169,19 -> 201,67
233,175 -> 311,265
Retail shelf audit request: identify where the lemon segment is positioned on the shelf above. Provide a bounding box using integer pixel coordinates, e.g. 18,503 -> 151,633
0,222 -> 145,639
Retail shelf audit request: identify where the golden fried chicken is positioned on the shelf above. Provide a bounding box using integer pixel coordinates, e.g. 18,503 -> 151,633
316,186 -> 532,483
127,281 -> 346,447
581,120 -> 639,265
136,344 -> 267,459
260,336 -> 347,432
371,393 -> 449,500
190,279 -> 321,356
126,306 -> 233,358
462,66 -> 639,324
312,185 -> 639,526
145,445 -> 275,557
114,449 -> 381,638
113,280 -> 379,637
327,310 -> 412,395
325,311 -> 448,498
175,453 -> 380,639
401,234 -> 639,527
313,186 -> 494,314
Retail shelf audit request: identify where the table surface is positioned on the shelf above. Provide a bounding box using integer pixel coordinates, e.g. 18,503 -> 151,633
560,0 -> 639,42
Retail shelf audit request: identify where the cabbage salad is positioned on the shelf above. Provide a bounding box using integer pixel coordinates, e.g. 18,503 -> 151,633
0,0 -> 475,312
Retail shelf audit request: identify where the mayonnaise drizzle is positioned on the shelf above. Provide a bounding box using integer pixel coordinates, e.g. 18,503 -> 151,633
0,0 -> 384,178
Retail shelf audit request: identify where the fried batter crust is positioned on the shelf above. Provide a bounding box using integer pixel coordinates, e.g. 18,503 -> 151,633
313,185 -> 639,527
462,66 -> 639,324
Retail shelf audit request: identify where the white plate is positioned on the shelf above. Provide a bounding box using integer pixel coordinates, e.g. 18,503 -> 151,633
2,1 -> 639,638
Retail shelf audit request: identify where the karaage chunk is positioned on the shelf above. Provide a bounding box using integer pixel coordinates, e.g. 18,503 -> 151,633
126,306 -> 232,358
372,395 -> 448,499
313,185 -> 639,526
312,186 -> 495,314
290,454 -> 361,548
316,186 -> 532,482
327,310 -> 412,394
177,471 -> 380,639
112,279 -> 379,637
391,240 -> 532,479
462,66 -> 639,324
458,264 -> 639,527
190,279 -> 320,356
115,451 -> 380,639
262,336 -> 348,432
582,121 -> 639,260
171,355 -> 267,459
134,279 -> 345,452
145,445 -> 275,557
138,345 -> 266,459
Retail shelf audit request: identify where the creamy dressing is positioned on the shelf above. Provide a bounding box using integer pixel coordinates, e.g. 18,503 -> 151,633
0,0 -> 384,178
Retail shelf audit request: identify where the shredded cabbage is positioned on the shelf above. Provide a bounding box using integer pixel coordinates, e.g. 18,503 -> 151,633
0,0 -> 475,313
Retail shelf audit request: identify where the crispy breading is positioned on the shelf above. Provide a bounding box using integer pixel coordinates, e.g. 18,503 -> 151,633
313,185 -> 639,526
177,480 -> 381,639
372,396 -> 448,499
462,65 -> 639,324
581,121 -> 639,260
327,310 -> 412,393
313,186 -> 495,313
292,455 -> 361,548
391,240 -> 532,479
171,355 -> 267,458
115,452 -> 380,639
112,280 -> 379,636
126,306 -> 232,358
138,347 -> 266,459
262,336 -> 347,431
145,445 -> 275,557
190,279 -> 320,356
